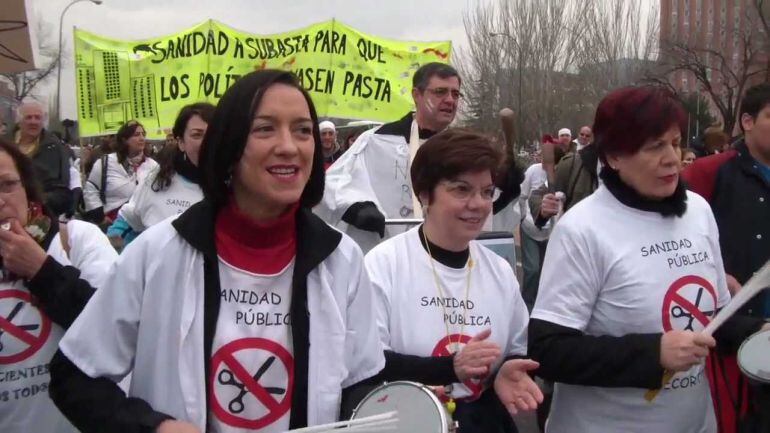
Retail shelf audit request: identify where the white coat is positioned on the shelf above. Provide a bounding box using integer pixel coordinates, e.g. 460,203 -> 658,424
59,203 -> 385,430
84,153 -> 158,213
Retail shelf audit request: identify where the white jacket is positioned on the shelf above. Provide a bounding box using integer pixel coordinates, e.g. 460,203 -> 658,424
59,204 -> 385,430
519,163 -> 552,241
118,169 -> 202,232
83,153 -> 157,213
316,113 -> 418,253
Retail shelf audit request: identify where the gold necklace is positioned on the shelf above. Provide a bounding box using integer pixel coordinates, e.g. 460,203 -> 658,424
421,226 -> 473,354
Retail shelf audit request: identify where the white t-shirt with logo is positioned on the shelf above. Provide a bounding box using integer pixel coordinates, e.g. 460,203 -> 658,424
0,220 -> 117,433
365,227 -> 529,400
119,170 -> 203,232
531,186 -> 730,433
209,258 -> 294,433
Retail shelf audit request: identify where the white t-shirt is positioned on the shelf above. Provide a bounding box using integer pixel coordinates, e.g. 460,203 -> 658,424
531,186 -> 730,433
518,163 -> 552,240
0,221 -> 117,433
209,258 -> 294,433
119,170 -> 203,232
365,227 -> 529,400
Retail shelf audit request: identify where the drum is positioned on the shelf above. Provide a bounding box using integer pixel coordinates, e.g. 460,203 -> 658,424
351,381 -> 457,433
737,328 -> 770,384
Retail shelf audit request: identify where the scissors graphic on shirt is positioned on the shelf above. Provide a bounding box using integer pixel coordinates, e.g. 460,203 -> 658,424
218,356 -> 286,414
671,286 -> 715,331
0,301 -> 39,352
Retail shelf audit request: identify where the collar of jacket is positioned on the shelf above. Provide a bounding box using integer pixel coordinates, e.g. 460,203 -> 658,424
733,139 -> 770,188
375,111 -> 437,142
172,199 -> 343,429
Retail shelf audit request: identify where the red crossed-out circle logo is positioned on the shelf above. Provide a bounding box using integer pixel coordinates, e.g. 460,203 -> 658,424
432,334 -> 484,399
210,338 -> 294,429
661,275 -> 718,332
0,289 -> 51,365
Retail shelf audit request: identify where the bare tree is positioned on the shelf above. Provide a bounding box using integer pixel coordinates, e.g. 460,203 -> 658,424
649,4 -> 769,134
0,19 -> 59,103
754,0 -> 770,80
458,0 -> 658,152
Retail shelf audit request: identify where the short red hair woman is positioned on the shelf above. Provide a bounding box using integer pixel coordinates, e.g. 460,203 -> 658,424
528,86 -> 768,433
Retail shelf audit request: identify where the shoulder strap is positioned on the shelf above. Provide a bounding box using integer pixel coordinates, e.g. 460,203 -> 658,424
59,222 -> 71,258
100,154 -> 108,205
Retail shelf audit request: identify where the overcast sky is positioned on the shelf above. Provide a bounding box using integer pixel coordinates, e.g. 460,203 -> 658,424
32,0 -> 473,119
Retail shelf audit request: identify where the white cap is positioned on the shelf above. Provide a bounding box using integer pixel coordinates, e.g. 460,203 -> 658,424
319,121 -> 336,132
558,128 -> 571,137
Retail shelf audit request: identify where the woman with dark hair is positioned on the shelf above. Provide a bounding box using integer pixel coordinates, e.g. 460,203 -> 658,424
0,139 -> 117,433
528,86 -> 767,432
364,128 -> 541,433
111,103 -> 215,242
83,120 -> 158,224
681,147 -> 697,168
49,70 -> 384,433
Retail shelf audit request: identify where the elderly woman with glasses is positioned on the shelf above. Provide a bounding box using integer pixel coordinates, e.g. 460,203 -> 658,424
363,128 -> 541,433
0,139 -> 116,433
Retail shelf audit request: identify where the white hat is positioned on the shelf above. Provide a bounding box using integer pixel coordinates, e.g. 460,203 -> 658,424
558,128 -> 571,136
319,121 -> 336,132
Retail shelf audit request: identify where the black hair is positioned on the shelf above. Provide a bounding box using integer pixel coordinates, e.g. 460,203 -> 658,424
199,69 -> 324,210
740,83 -> 770,132
412,62 -> 461,90
153,102 -> 216,192
114,120 -> 145,163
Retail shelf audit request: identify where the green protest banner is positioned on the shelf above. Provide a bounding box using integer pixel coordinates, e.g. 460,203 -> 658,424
73,19 -> 451,138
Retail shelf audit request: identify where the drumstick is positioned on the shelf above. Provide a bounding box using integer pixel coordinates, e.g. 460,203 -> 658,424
645,260 -> 770,402
499,108 -> 516,161
284,411 -> 398,433
703,260 -> 770,337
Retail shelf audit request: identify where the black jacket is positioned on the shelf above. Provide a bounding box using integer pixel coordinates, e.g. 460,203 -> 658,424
683,140 -> 770,317
29,130 -> 73,215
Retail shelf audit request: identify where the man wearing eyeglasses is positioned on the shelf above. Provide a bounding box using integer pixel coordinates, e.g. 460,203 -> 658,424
14,101 -> 74,217
319,63 -> 522,252
318,63 -> 462,251
575,126 -> 593,151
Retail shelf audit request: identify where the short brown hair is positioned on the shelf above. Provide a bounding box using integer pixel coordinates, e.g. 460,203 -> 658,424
410,128 -> 502,203
703,126 -> 728,153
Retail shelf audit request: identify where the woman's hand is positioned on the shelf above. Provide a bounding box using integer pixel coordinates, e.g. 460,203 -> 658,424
155,420 -> 200,433
453,329 -> 501,382
0,219 -> 48,279
494,359 -> 543,416
539,193 -> 560,218
660,330 -> 715,372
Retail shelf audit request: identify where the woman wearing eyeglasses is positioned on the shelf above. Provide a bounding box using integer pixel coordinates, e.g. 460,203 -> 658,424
364,129 -> 541,433
0,139 -> 116,433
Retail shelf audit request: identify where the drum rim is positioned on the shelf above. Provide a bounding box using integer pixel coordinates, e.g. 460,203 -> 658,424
351,380 -> 451,431
737,328 -> 770,383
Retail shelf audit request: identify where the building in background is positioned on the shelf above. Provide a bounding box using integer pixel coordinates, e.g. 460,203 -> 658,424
660,0 -> 768,94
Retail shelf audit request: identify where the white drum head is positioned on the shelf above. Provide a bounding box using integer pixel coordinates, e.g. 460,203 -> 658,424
738,329 -> 770,384
352,381 -> 449,433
